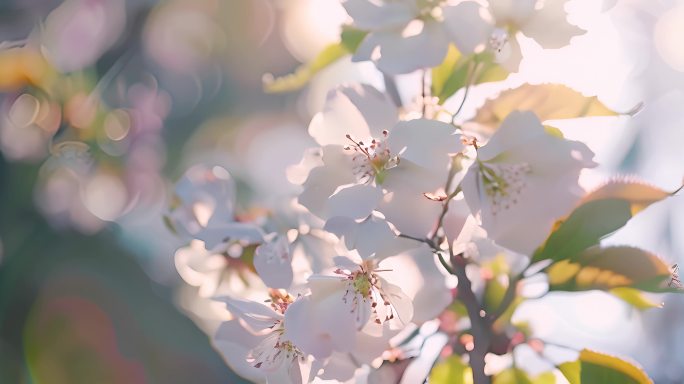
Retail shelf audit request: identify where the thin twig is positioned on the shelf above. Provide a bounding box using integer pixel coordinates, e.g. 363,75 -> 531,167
451,61 -> 483,125
383,73 -> 403,108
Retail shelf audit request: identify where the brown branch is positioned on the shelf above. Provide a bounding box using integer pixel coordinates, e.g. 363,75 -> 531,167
450,250 -> 491,384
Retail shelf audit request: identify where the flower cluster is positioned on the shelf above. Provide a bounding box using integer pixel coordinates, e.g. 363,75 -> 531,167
169,1 -> 681,383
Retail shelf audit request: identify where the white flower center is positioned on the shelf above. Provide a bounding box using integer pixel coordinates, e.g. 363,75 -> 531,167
344,131 -> 399,184
479,162 -> 531,215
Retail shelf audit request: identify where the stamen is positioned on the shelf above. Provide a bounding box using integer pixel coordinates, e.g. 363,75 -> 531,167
343,131 -> 399,184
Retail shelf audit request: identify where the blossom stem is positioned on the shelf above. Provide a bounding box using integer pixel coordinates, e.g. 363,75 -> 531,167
396,233 -> 454,274
383,73 -> 403,108
451,60 -> 481,124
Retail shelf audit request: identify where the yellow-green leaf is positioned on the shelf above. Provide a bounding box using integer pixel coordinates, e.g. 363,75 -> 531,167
263,27 -> 367,93
609,287 -> 662,310
532,199 -> 632,263
431,47 -> 508,105
431,44 -> 469,104
472,84 -> 618,129
547,246 -> 671,293
559,349 -> 653,384
533,180 -> 675,263
580,179 -> 675,216
429,356 -> 473,384
532,372 -> 557,384
493,368 -> 533,384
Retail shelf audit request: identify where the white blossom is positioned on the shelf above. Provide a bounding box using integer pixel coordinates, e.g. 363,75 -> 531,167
295,84 -> 462,237
343,0 -> 452,74
443,0 -> 585,71
461,111 -> 596,254
169,164 -> 265,249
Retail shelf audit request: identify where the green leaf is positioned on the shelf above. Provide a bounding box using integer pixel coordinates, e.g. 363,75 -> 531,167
532,199 -> 632,263
431,47 -> 508,105
340,27 -> 367,52
473,52 -> 508,85
431,45 -> 470,104
532,372 -> 557,384
547,246 -> 672,293
472,83 -> 619,129
559,349 -> 653,384
263,27 -> 367,93
533,180 -> 675,264
429,356 -> 473,384
482,255 -> 511,312
493,368 -> 533,384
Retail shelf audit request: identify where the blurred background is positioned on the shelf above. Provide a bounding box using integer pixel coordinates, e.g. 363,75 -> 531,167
0,0 -> 683,383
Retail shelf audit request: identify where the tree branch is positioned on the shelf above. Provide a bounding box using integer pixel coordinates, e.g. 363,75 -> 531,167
451,250 -> 491,384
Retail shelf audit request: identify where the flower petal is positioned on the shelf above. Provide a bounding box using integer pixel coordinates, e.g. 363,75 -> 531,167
298,145 -> 356,219
254,236 -> 294,289
342,0 -> 416,30
284,295 -> 357,359
388,118 -> 462,171
308,84 -> 397,146
355,21 -> 450,75
328,184 -> 383,221
443,2 -> 493,53
520,0 -> 585,49
217,297 -> 283,333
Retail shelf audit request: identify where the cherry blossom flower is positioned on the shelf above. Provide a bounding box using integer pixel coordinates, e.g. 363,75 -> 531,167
215,293 -> 312,384
444,0 -> 585,71
284,244 -> 451,360
461,111 -> 596,254
283,255 -> 410,360
175,239 -> 266,299
169,164 -> 264,249
295,84 -> 462,237
343,0 -> 452,74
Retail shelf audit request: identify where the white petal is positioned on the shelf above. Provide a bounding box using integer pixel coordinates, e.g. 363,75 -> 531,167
284,295 -> 357,359
443,2 -> 493,53
379,247 -> 451,323
379,162 -> 445,238
265,358 -> 303,384
356,21 -> 450,75
342,0 -> 416,30
442,198 -> 472,243
520,0 -> 585,49
496,34 -> 523,73
352,324 -> 397,363
353,216 -> 416,260
324,216 -> 359,248
388,119 -> 462,171
196,221 -> 265,250
476,111 -> 543,161
218,297 -> 283,333
254,236 -> 294,289
287,147 -> 323,186
213,320 -> 266,383
487,0 -> 536,25
376,277 -> 414,326
328,184 -> 383,221
308,84 -> 397,147
317,352 -> 359,381
298,146 -> 356,219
